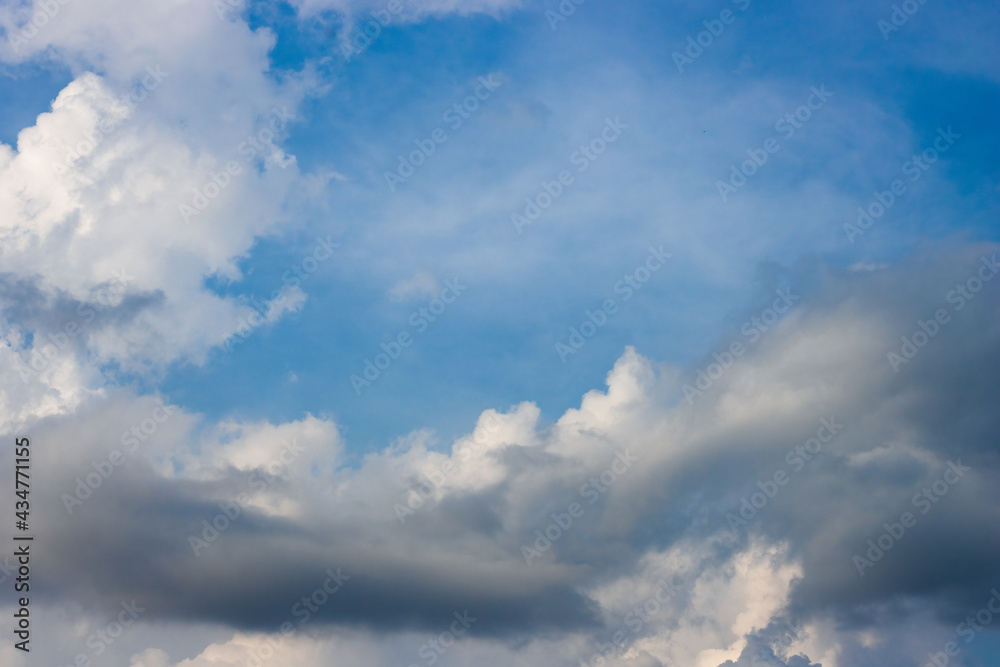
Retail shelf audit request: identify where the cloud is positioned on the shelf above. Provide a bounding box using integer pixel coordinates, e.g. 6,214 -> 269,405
0,3 -> 997,664
389,268 -> 439,301
130,648 -> 172,667
4,242 -> 999,665
0,0 -> 324,423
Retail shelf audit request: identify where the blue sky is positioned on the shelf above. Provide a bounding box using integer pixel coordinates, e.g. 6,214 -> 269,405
137,0 -> 1000,451
1,1 -> 999,666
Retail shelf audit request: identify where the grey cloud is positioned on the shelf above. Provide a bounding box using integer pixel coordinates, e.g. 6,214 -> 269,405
6,242 -> 1000,650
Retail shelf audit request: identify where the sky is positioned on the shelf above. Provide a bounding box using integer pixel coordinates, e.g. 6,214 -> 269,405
0,0 -> 998,666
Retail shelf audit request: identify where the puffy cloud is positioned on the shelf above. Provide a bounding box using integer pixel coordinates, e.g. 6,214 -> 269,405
0,0 -> 321,429
3,242 -> 998,665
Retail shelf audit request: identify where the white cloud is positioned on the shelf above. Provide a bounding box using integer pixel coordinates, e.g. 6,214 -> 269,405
389,268 -> 438,301
0,0 -> 320,381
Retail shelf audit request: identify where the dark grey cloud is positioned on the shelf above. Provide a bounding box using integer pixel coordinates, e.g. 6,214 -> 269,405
0,271 -> 165,357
